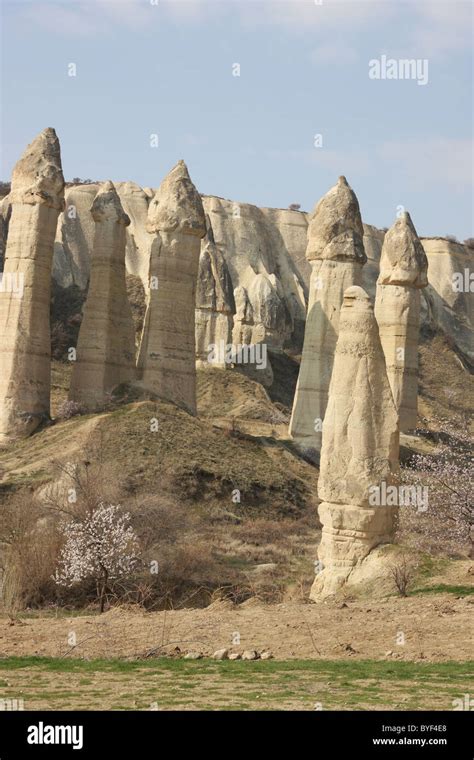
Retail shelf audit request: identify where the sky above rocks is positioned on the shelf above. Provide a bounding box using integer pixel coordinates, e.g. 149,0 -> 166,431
1,0 -> 472,238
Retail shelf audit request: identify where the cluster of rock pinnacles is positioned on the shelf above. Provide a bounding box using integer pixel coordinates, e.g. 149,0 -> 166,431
0,129 -> 428,598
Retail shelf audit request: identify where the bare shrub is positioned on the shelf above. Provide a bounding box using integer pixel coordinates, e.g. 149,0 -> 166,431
0,563 -> 22,618
0,494 -> 61,612
390,555 -> 418,597
137,539 -> 226,609
464,238 -> 474,250
42,438 -> 124,519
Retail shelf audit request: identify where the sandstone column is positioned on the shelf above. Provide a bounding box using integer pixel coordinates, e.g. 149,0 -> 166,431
0,128 -> 65,444
311,286 -> 399,599
68,182 -> 136,411
137,161 -> 206,413
289,177 -> 367,452
374,212 -> 428,431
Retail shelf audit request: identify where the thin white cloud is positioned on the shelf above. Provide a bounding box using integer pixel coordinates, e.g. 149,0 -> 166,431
377,137 -> 473,188
309,43 -> 358,66
20,2 -> 103,37
95,0 -> 151,29
13,0 -> 473,57
412,0 -> 473,55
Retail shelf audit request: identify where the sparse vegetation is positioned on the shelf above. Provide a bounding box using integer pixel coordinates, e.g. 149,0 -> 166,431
390,554 -> 418,597
0,656 -> 470,711
50,282 -> 85,360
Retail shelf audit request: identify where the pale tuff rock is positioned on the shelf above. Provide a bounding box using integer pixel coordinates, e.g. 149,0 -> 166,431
377,212 -> 428,288
0,194 -> 12,270
137,161 -> 206,413
114,181 -> 154,284
195,216 -> 234,368
0,128 -> 65,443
310,286 -> 399,599
232,286 -> 254,347
68,182 -> 136,410
374,213 -> 428,431
289,177 -> 367,451
202,195 -> 307,352
53,182 -> 153,290
231,283 -> 274,387
212,649 -> 229,660
361,223 -> 386,298
420,237 -> 473,365
147,160 -> 205,237
47,181 -> 470,368
305,177 -> 366,264
53,183 -> 98,289
8,128 -> 64,210
247,272 -> 292,348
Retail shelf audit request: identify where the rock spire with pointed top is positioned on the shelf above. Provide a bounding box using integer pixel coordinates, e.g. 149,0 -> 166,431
375,212 -> 428,431
68,181 -> 136,410
137,161 -> 206,412
311,285 -> 400,599
289,176 -> 367,453
0,128 -> 65,443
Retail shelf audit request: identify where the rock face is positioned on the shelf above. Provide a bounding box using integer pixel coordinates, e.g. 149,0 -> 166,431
0,128 -> 65,443
114,181 -> 154,285
311,286 -> 399,599
68,182 -> 136,410
0,195 -> 11,271
195,216 -> 234,368
202,196 -> 308,354
421,237 -> 473,366
53,182 -> 154,291
289,177 -> 367,451
137,161 -> 206,413
374,213 -> 428,431
17,175 -> 469,377
53,184 -> 97,290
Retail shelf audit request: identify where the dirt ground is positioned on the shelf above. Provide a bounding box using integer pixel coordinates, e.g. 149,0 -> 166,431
1,593 -> 472,663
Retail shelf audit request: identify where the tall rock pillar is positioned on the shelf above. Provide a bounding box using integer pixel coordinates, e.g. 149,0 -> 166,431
311,286 -> 399,599
289,177 -> 367,452
137,161 -> 206,413
0,128 -> 65,443
68,182 -> 136,410
374,212 -> 428,431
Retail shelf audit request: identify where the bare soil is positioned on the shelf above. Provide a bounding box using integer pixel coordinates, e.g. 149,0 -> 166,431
1,592 -> 472,663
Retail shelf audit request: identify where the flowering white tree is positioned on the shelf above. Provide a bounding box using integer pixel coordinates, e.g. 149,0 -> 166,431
55,503 -> 139,612
398,419 -> 473,557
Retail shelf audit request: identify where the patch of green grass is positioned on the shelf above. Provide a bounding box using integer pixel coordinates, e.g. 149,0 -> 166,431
410,584 -> 474,596
416,555 -> 449,579
0,655 -> 471,681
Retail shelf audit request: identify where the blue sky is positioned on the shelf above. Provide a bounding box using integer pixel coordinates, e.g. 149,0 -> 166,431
1,0 -> 472,238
